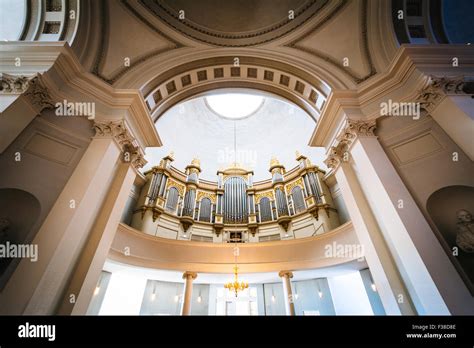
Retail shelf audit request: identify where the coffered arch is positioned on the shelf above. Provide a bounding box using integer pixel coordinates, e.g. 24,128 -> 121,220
131,55 -> 347,123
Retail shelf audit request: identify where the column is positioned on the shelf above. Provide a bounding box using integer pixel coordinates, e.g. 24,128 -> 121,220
278,271 -> 295,316
335,161 -> 412,315
327,118 -> 456,314
181,271 -> 197,315
0,74 -> 55,153
58,162 -> 137,314
417,76 -> 474,161
0,120 -> 145,315
350,135 -> 458,314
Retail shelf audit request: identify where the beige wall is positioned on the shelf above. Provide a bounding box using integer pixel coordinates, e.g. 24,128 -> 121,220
0,110 -> 93,287
377,114 -> 474,294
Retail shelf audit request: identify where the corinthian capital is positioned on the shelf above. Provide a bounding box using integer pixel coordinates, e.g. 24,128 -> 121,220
93,120 -> 147,169
1,73 -> 55,112
416,76 -> 472,111
0,73 -> 31,94
324,119 -> 375,171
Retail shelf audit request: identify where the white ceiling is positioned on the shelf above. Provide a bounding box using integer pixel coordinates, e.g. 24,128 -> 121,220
145,90 -> 327,181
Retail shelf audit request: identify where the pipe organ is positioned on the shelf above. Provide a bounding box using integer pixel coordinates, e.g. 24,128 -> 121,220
135,152 -> 337,240
223,176 -> 248,224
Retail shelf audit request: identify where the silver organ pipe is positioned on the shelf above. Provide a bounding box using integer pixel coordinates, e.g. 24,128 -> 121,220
309,172 -> 320,201
223,176 -> 248,224
237,179 -> 241,222
158,175 -> 167,197
147,173 -> 160,206
303,174 -> 311,197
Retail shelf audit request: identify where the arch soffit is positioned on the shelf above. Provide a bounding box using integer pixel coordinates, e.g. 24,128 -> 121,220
129,54 -> 354,123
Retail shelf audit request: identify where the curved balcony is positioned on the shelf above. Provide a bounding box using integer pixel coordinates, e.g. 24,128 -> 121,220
110,221 -> 360,273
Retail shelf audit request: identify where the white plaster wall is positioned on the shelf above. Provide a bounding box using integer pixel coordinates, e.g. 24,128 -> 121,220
327,272 -> 374,315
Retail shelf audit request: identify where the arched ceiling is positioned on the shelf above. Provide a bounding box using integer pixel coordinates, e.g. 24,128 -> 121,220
73,0 -> 392,91
139,0 -> 328,46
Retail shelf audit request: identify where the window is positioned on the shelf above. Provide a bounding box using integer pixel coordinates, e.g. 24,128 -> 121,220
206,93 -> 264,120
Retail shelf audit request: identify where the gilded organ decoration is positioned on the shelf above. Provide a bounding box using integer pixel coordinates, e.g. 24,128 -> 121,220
285,178 -> 304,195
255,190 -> 275,204
135,153 -> 334,239
166,179 -> 185,196
197,190 -> 217,204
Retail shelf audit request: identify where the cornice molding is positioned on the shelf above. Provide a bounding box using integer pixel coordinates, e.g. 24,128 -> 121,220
415,75 -> 472,112
324,119 -> 376,170
138,0 -> 328,47
0,42 -> 162,149
0,72 -> 55,112
310,45 -> 474,149
0,73 -> 34,94
23,74 -> 55,112
93,120 -> 147,169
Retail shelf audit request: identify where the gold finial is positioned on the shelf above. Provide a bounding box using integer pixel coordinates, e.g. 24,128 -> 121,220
295,150 -> 301,158
168,151 -> 174,159
191,157 -> 201,166
270,157 -> 280,167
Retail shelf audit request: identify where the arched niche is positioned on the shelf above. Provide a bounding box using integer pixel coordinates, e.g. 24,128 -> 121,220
426,185 -> 474,292
0,188 -> 41,277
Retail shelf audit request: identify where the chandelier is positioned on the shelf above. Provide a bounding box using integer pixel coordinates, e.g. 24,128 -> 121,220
224,265 -> 248,297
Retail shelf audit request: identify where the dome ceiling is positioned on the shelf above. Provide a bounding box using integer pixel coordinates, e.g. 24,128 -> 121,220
140,0 -> 328,46
145,91 -> 326,181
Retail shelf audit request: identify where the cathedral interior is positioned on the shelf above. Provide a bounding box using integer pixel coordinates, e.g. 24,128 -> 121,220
0,0 -> 473,321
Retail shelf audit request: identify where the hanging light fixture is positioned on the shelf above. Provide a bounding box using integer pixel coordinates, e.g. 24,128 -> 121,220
224,265 -> 248,297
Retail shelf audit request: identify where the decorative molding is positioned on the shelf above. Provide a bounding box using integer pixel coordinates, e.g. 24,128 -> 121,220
182,271 -> 198,280
324,119 -> 376,170
24,75 -> 55,111
166,179 -> 186,196
139,0 -> 328,47
196,190 -> 217,204
416,76 -> 471,112
287,0 -> 377,84
147,61 -> 327,122
0,73 -> 33,94
285,177 -> 304,195
255,190 -> 275,204
278,270 -> 294,278
91,1 -> 182,85
93,120 -> 147,169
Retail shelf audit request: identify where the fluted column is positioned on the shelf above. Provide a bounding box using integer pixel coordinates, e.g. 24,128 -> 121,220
181,272 -> 197,315
278,271 -> 295,316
